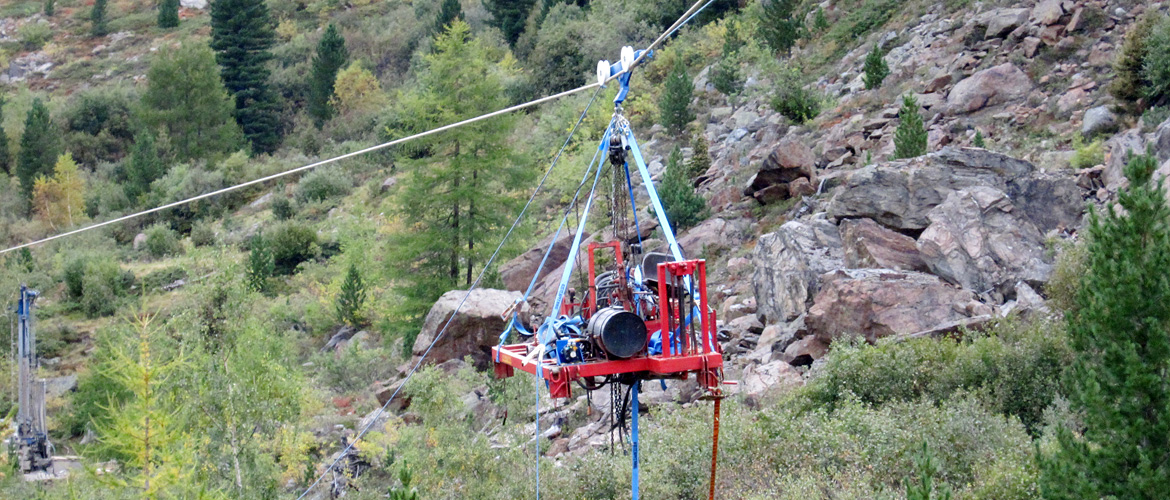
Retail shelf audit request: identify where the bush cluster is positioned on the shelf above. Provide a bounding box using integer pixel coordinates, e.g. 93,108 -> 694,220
63,255 -> 134,318
266,221 -> 318,275
295,167 -> 352,203
144,223 -> 183,258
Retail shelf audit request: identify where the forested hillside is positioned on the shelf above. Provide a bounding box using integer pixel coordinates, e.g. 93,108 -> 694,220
0,0 -> 1168,498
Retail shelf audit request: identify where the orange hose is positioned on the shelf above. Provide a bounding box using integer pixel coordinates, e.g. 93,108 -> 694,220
708,397 -> 721,500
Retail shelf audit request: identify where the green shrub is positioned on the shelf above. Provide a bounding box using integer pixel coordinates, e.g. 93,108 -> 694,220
271,196 -> 295,220
827,0 -> 900,48
80,258 -> 125,317
37,322 -> 79,359
17,21 -> 51,50
246,233 -> 274,292
1047,236 -> 1088,312
295,167 -> 352,203
267,222 -> 318,275
1070,135 -> 1104,169
768,71 -> 822,124
140,266 -> 188,292
802,318 -> 1072,433
189,222 -> 217,247
1112,13 -> 1161,106
315,341 -> 393,393
1144,16 -> 1170,106
143,223 -> 183,258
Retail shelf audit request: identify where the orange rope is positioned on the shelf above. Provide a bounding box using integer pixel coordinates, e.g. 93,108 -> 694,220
708,397 -> 721,500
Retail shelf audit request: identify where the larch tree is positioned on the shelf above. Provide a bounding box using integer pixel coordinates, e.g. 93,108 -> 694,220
1040,150 -> 1170,499
308,24 -> 348,127
16,98 -> 60,202
124,132 -> 166,204
330,62 -> 387,116
388,20 -> 528,327
485,0 -> 537,46
140,43 -> 243,163
31,152 -> 86,229
659,58 -> 695,134
158,0 -> 180,29
759,0 -> 800,56
209,0 -> 282,155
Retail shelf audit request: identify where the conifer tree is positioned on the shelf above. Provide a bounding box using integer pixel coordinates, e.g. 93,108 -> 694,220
1110,13 -> 1158,108
434,0 -> 463,34
141,44 -> 243,162
658,146 -> 707,231
44,0 -> 54,17
16,98 -> 60,202
158,0 -> 180,29
687,134 -> 711,179
722,19 -> 744,57
0,96 -> 9,174
659,58 -> 695,135
485,0 -> 536,46
388,21 -> 527,326
759,0 -> 800,56
813,7 -> 829,33
894,94 -> 927,159
336,262 -> 367,326
973,130 -> 985,148
308,24 -> 348,127
91,0 -> 108,37
246,234 -> 273,293
210,0 -> 282,155
1040,150 -> 1170,499
863,44 -> 889,90
125,132 -> 165,204
907,442 -> 953,500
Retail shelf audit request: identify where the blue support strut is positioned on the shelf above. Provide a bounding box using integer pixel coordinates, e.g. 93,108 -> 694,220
631,381 -> 641,500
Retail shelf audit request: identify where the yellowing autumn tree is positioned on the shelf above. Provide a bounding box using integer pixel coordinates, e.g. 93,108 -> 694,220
31,152 -> 86,229
331,62 -> 387,115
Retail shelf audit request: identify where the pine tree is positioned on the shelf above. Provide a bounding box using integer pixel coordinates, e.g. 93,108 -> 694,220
388,20 -> 527,327
658,146 -> 707,231
0,96 -> 10,174
246,234 -> 273,293
711,22 -> 744,103
485,0 -> 537,46
813,7 -> 829,33
863,44 -> 889,90
210,0 -> 282,155
31,152 -> 86,230
141,43 -> 243,162
687,134 -> 711,179
894,94 -> 927,159
158,0 -> 180,29
973,130 -> 985,148
91,0 -> 108,37
44,0 -> 54,17
434,0 -> 463,34
1039,150 -> 1170,499
336,262 -> 367,326
388,462 -> 420,500
1110,13 -> 1158,108
16,98 -> 61,202
907,442 -> 953,500
759,0 -> 801,56
308,24 -> 348,127
722,19 -> 744,57
659,58 -> 695,135
125,132 -> 166,204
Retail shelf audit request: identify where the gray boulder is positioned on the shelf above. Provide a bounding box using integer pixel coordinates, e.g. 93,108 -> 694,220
751,219 -> 844,323
743,139 -> 817,204
916,187 -> 1052,294
947,63 -> 1033,114
980,8 -> 1030,39
826,147 -> 1035,230
806,269 -> 987,344
1082,106 -> 1119,138
839,217 -> 927,271
409,289 -> 523,370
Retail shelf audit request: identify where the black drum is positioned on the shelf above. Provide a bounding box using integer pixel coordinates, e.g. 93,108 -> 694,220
587,307 -> 648,359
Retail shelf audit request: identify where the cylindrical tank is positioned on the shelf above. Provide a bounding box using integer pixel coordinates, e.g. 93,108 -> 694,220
587,307 -> 648,359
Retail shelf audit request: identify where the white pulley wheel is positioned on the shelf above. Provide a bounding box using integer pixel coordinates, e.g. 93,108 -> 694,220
597,60 -> 610,86
620,46 -> 635,71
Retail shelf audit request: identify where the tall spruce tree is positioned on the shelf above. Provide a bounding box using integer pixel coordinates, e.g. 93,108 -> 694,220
894,94 -> 927,159
0,96 -> 9,174
759,0 -> 800,56
1040,150 -> 1170,499
91,0 -> 108,37
388,20 -> 527,328
485,0 -> 536,46
44,0 -> 54,17
141,44 -> 244,162
336,262 -> 367,327
16,98 -> 60,202
659,58 -> 695,134
658,146 -> 707,231
434,0 -> 463,34
863,44 -> 889,90
308,24 -> 349,127
209,0 -> 282,155
124,132 -> 165,204
158,0 -> 180,29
